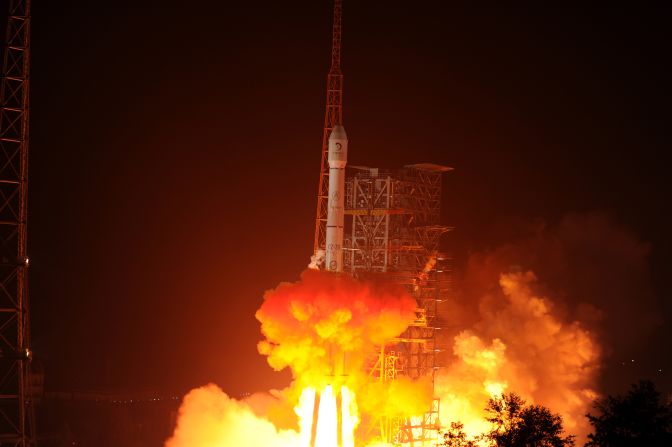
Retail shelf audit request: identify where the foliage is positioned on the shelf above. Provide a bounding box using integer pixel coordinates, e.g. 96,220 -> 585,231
585,380 -> 672,447
484,393 -> 575,447
440,421 -> 478,447
439,393 -> 574,447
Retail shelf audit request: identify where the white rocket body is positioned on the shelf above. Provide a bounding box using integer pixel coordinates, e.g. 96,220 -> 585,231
325,125 -> 348,272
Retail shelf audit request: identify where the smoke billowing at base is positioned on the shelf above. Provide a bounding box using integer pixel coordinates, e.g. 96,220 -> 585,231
434,212 -> 658,443
164,213 -> 660,446
436,271 -> 600,441
166,271 -> 432,447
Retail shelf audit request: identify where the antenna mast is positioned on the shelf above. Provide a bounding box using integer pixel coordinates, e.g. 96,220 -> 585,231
313,0 -> 343,257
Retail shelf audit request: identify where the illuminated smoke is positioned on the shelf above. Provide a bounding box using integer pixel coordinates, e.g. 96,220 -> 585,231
460,213 -> 658,360
164,384 -> 300,447
165,213 -> 646,446
436,271 -> 600,441
433,213 -> 657,443
166,270 -> 421,446
359,374 -> 434,420
255,270 -> 436,445
256,269 -> 417,389
308,249 -> 326,270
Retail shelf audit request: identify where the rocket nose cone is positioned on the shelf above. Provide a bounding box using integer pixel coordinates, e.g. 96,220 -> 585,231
329,125 -> 347,140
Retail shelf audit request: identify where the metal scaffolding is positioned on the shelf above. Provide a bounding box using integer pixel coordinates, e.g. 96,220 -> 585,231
344,164 -> 452,276
345,164 -> 453,446
0,1 -> 35,445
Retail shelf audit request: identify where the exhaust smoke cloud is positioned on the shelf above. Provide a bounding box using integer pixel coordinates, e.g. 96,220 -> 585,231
436,271 -> 600,441
165,270 -> 423,447
165,213 -> 654,446
435,212 -> 657,443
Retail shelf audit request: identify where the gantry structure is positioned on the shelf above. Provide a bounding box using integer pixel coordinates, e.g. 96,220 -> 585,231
347,165 -> 453,446
0,1 -> 36,445
343,164 -> 452,278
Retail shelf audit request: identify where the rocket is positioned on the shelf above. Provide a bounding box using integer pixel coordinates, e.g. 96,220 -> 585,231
310,125 -> 348,447
325,125 -> 348,272
309,126 -> 349,447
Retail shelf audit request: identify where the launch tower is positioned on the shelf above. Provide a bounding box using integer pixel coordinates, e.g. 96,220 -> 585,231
313,0 -> 344,262
312,1 -> 452,446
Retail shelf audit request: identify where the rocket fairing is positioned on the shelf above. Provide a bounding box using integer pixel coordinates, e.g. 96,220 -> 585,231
325,125 -> 348,272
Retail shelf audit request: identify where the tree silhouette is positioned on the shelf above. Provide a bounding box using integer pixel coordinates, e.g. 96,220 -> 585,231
585,380 -> 672,447
484,393 -> 575,447
439,393 -> 574,447
440,421 -> 478,447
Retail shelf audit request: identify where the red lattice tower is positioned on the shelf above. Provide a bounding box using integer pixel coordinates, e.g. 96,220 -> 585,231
313,0 -> 343,256
0,0 -> 36,445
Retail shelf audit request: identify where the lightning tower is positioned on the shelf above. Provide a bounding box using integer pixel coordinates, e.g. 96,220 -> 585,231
313,0 -> 343,262
0,1 -> 36,445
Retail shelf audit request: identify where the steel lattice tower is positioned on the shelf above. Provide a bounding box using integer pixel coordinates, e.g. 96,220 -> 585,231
313,0 -> 343,257
0,0 -> 35,445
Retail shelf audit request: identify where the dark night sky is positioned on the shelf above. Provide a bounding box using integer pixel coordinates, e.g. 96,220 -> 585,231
15,2 -> 671,397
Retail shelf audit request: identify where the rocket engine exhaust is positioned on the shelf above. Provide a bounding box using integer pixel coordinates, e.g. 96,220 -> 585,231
325,125 -> 348,273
